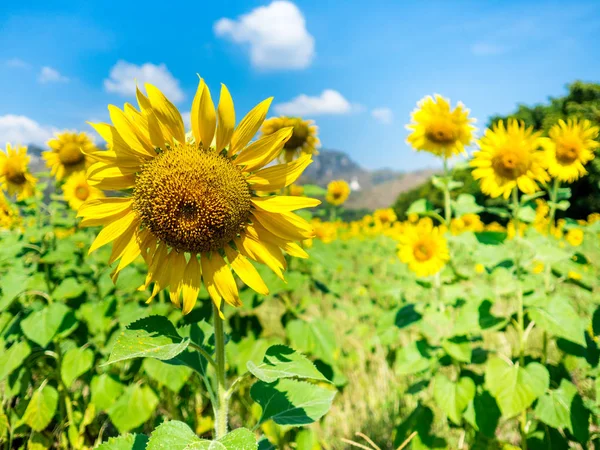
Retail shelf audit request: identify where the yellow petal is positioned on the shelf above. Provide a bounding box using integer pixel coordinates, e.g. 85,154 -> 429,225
246,154 -> 312,190
88,212 -> 139,254
234,127 -> 293,172
235,235 -> 285,280
230,97 -> 272,154
113,229 -> 149,279
78,197 -> 132,219
201,253 -> 223,313
109,218 -> 143,264
251,195 -> 321,212
181,256 -> 201,315
199,83 -> 216,148
145,83 -> 185,143
168,252 -> 188,308
217,84 -> 235,153
191,78 -> 206,145
246,222 -> 309,259
224,246 -> 269,295
108,105 -> 155,158
204,252 -> 241,307
252,210 -> 314,241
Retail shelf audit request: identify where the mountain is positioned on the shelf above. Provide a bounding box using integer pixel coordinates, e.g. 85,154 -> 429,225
300,149 -> 437,210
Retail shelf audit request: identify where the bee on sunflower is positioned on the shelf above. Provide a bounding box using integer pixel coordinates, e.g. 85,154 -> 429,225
62,172 -> 103,211
406,94 -> 476,158
471,119 -> 549,199
0,144 -> 37,200
79,79 -> 319,315
261,116 -> 320,162
325,180 -> 350,206
44,131 -> 97,181
397,220 -> 449,277
545,118 -> 598,183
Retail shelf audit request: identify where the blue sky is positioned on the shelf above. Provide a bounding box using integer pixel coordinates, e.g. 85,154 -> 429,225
1,0 -> 599,171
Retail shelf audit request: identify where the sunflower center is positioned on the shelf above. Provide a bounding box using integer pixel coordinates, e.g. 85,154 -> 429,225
413,240 -> 434,262
75,185 -> 89,201
555,140 -> 580,164
492,150 -> 527,180
58,143 -> 85,166
285,123 -> 310,150
425,120 -> 457,144
133,145 -> 252,254
3,159 -> 26,185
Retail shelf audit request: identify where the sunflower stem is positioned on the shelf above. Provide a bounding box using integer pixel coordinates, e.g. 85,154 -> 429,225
442,157 -> 452,225
212,303 -> 229,439
544,179 -> 561,292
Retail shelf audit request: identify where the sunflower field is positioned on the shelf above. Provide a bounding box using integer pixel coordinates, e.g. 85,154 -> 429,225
1,81 -> 600,450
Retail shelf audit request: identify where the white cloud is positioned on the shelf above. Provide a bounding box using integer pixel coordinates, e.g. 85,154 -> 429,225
6,58 -> 29,69
274,90 -> 358,116
0,115 -> 57,145
181,112 -> 191,130
214,1 -> 315,70
104,61 -> 184,102
39,66 -> 69,84
470,42 -> 507,56
371,107 -> 394,125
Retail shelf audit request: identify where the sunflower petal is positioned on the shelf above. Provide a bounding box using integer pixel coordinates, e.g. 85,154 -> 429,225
88,212 -> 139,254
251,195 -> 321,212
191,78 -> 206,145
201,254 -> 223,314
235,127 -> 293,172
181,256 -> 201,315
235,234 -> 286,280
224,246 -> 269,295
145,83 -> 185,144
218,84 -> 236,153
108,105 -> 155,157
230,97 -> 273,154
199,83 -> 217,148
246,154 -> 312,190
252,210 -> 314,241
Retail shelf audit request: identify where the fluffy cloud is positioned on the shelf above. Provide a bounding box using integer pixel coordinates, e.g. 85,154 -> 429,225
6,58 -> 29,69
39,66 -> 69,84
104,61 -> 184,102
274,90 -> 356,116
371,107 -> 394,124
214,1 -> 315,70
0,115 -> 57,145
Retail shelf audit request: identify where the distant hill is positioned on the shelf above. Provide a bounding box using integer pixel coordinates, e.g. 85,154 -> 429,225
301,149 -> 437,210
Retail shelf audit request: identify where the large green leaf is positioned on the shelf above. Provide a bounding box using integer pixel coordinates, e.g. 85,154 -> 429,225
251,379 -> 336,426
0,340 -> 31,381
107,316 -> 190,364
147,421 -> 257,450
534,379 -> 590,443
485,357 -> 549,418
21,384 -> 59,431
528,296 -> 586,346
52,278 -> 85,300
394,340 -> 431,375
20,303 -> 71,347
247,345 -> 327,383
441,337 -> 472,363
91,374 -> 125,412
286,319 -> 337,365
61,347 -> 94,388
433,374 -> 475,424
463,390 -> 501,438
108,384 -> 159,433
143,358 -> 192,393
97,434 -> 149,450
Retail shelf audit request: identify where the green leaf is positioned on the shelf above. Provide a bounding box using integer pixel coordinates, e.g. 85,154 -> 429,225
475,232 -> 507,246
485,358 -> 549,418
534,379 -> 590,443
147,420 -> 201,449
52,278 -> 85,300
407,199 -> 433,214
302,184 -> 327,196
433,374 -> 475,425
441,337 -> 472,363
91,374 -> 125,411
218,428 -> 258,450
108,384 -> 159,433
61,347 -> 94,388
107,316 -> 190,365
143,358 -> 192,393
251,379 -> 336,426
97,434 -> 149,450
0,340 -> 31,381
517,205 -> 537,223
21,384 -> 59,431
286,319 -> 337,365
463,390 -> 501,438
528,296 -> 586,346
454,194 -> 483,216
20,303 -> 71,347
556,187 -> 571,201
394,340 -> 431,375
247,345 -> 327,383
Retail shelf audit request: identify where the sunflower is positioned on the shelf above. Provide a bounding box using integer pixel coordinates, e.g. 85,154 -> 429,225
471,119 -> 549,199
79,80 -> 319,315
44,131 -> 96,181
0,192 -> 19,230
326,180 -> 350,206
373,208 -> 397,226
397,221 -> 449,277
406,94 -> 476,158
313,220 -> 338,243
545,118 -> 599,183
0,144 -> 37,200
261,116 -> 320,162
289,184 -> 304,196
565,228 -> 584,246
62,172 -> 103,211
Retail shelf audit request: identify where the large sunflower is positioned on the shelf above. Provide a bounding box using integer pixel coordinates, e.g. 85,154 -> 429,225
406,94 -> 476,158
397,221 -> 449,277
261,116 -> 320,162
325,180 -> 350,206
545,118 -> 598,183
79,80 -> 319,315
0,144 -> 37,200
62,172 -> 103,211
471,119 -> 549,199
44,131 -> 96,181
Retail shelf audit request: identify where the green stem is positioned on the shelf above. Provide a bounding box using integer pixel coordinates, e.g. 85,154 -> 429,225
442,157 -> 452,225
212,303 -> 228,439
544,179 -> 560,292
329,206 -> 337,222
